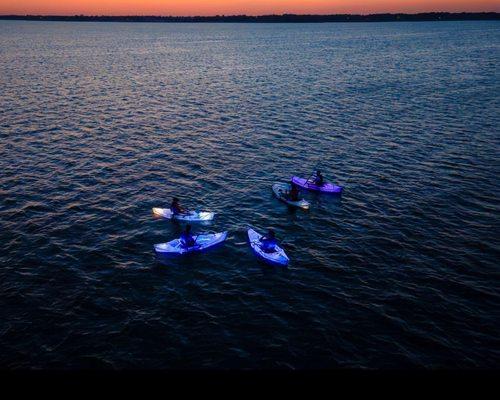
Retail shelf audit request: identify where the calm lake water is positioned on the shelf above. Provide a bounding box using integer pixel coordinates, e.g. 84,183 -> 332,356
0,20 -> 499,369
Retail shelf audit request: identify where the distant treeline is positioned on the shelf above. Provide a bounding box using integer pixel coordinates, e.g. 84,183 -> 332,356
0,12 -> 499,23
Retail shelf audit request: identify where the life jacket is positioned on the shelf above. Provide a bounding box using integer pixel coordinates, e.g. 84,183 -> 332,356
180,233 -> 195,248
260,238 -> 277,253
314,176 -> 324,186
171,203 -> 182,215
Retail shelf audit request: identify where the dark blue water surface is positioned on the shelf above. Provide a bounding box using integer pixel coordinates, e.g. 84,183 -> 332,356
1,20 -> 499,369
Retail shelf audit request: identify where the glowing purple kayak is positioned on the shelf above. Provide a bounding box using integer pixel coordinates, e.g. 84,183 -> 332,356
292,176 -> 343,194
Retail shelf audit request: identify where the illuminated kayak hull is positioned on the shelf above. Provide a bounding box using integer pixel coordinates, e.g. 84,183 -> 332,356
291,176 -> 343,194
272,183 -> 310,210
152,207 -> 215,221
247,228 -> 289,267
154,232 -> 227,255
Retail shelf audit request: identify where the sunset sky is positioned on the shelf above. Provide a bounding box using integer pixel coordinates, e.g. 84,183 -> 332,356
1,1 -> 499,16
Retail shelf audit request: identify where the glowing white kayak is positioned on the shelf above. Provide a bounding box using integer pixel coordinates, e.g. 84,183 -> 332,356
152,207 -> 215,221
247,228 -> 289,267
272,183 -> 310,210
154,231 -> 227,255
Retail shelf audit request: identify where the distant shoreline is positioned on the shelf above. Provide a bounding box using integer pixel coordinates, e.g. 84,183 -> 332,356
1,12 -> 499,23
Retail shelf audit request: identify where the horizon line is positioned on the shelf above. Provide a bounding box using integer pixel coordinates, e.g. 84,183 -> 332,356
1,11 -> 500,17
1,12 -> 499,24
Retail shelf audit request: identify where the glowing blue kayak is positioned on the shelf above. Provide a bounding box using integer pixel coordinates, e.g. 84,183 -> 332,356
152,207 -> 215,221
154,231 -> 227,255
247,228 -> 289,267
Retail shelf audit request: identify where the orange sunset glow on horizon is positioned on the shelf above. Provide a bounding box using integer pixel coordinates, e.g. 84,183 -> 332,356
1,1 -> 499,16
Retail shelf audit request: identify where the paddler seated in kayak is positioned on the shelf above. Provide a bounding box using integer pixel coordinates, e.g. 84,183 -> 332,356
170,197 -> 187,215
180,224 -> 196,248
313,170 -> 325,187
259,229 -> 278,253
287,182 -> 300,201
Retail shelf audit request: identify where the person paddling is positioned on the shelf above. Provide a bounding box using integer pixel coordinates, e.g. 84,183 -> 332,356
180,224 -> 196,248
259,229 -> 278,253
170,197 -> 187,215
313,170 -> 324,187
288,182 -> 300,201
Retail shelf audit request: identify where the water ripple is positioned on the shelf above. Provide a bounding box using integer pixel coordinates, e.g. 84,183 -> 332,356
0,20 -> 499,369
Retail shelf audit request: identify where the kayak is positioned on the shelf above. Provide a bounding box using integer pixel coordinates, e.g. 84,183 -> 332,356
152,207 -> 215,221
272,183 -> 310,210
154,231 -> 227,255
291,176 -> 343,194
247,228 -> 289,267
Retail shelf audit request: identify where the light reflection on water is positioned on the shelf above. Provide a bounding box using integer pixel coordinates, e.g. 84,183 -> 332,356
0,20 -> 499,369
